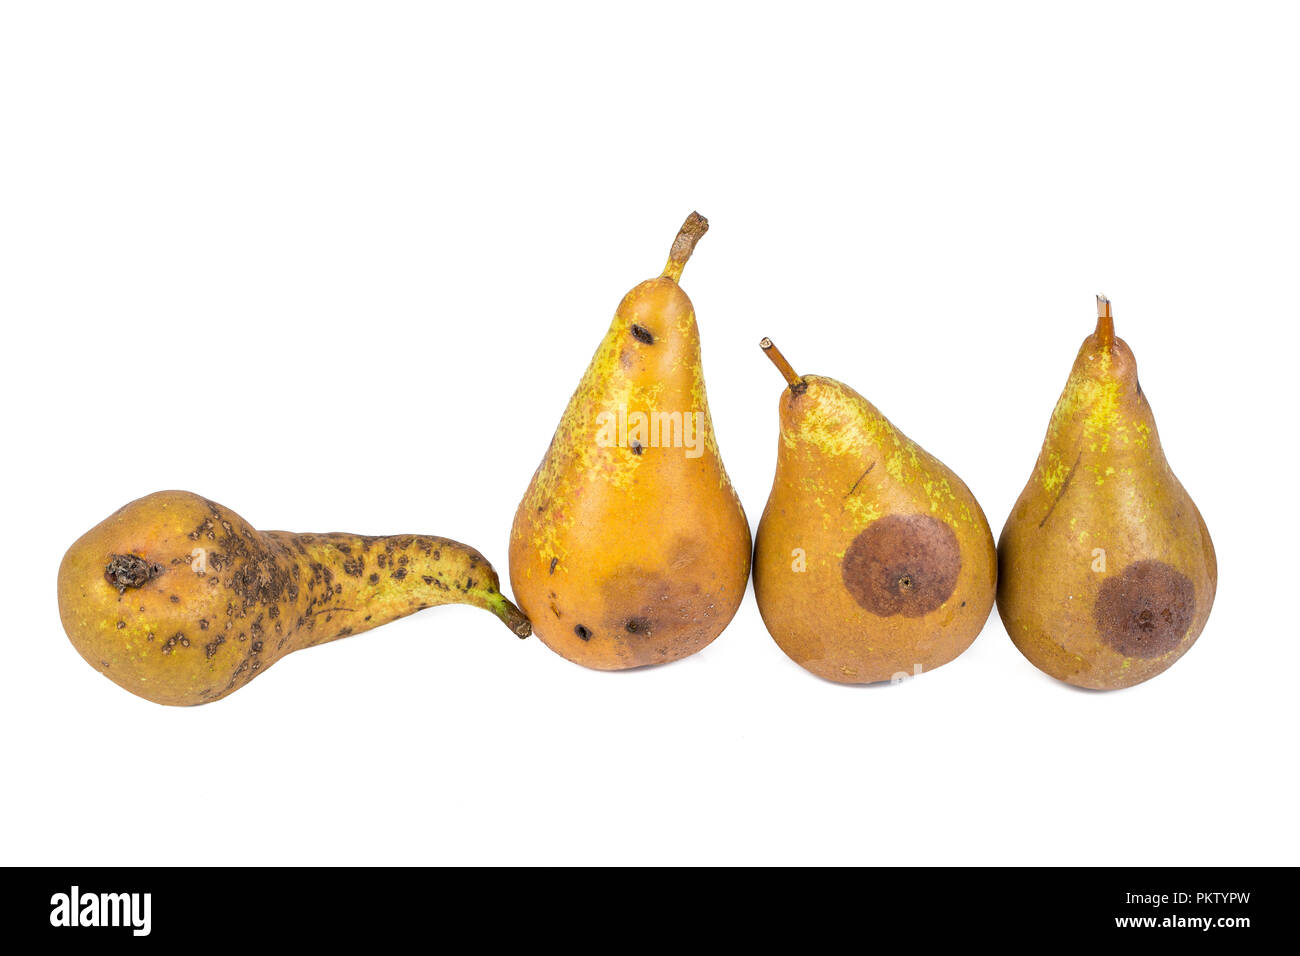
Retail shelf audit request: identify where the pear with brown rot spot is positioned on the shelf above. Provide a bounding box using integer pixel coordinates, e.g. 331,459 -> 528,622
997,296 -> 1216,689
57,490 -> 530,705
752,339 -> 997,683
509,212 -> 751,669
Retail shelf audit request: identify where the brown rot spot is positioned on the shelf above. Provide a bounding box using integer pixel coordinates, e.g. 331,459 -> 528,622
592,550 -> 711,664
116,620 -> 126,630
549,557 -> 557,575
391,567 -> 407,581
630,440 -> 643,456
1093,560 -> 1195,658
841,514 -> 962,618
369,573 -> 380,585
170,595 -> 180,603
104,554 -> 164,593
630,324 -> 654,345
342,558 -> 364,577
199,619 -> 209,630
574,624 -> 592,641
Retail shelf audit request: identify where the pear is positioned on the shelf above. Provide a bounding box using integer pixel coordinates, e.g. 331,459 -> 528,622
58,491 -> 530,705
753,340 -> 996,683
997,296 -> 1216,689
509,212 -> 751,669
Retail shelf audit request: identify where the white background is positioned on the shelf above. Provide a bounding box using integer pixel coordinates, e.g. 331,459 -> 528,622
2,1 -> 1296,866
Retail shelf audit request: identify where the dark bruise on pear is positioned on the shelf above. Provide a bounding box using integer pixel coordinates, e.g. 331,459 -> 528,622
996,296 -> 1217,690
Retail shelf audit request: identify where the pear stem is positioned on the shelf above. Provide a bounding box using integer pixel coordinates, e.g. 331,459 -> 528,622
760,337 -> 805,391
661,212 -> 709,282
1095,294 -> 1115,349
487,592 -> 533,638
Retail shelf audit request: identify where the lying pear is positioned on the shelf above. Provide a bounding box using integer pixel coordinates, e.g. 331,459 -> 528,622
510,212 -> 751,669
998,296 -> 1216,689
57,491 -> 530,705
753,340 -> 997,683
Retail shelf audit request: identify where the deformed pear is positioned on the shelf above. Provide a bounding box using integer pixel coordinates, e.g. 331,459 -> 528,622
753,340 -> 997,683
997,296 -> 1216,689
509,213 -> 751,669
58,491 -> 530,705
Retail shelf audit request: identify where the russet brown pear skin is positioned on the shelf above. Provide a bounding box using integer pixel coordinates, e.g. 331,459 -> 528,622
997,297 -> 1216,690
509,213 -> 751,669
753,341 -> 997,683
57,491 -> 530,705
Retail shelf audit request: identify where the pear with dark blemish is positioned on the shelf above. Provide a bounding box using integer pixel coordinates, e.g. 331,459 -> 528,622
753,340 -> 997,683
509,212 -> 751,669
57,490 -> 530,706
997,296 -> 1216,689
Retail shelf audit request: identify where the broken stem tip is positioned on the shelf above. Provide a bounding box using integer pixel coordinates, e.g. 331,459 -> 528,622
1095,293 -> 1115,349
491,594 -> 532,638
760,337 -> 804,390
662,211 -> 709,282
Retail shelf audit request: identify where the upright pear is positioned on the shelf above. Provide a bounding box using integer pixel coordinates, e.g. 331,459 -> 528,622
998,296 -> 1216,689
753,340 -> 997,683
510,213 -> 750,669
